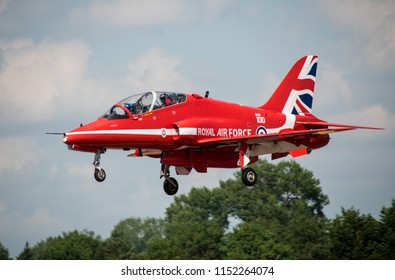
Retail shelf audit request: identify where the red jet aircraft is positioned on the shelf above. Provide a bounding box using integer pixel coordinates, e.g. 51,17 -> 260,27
56,55 -> 381,195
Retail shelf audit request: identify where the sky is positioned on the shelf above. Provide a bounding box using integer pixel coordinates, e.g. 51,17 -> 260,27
0,0 -> 394,258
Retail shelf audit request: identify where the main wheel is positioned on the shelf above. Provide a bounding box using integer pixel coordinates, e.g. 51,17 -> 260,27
242,167 -> 257,186
94,168 -> 106,182
163,177 -> 179,195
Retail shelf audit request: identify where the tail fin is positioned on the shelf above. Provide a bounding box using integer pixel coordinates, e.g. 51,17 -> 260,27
260,55 -> 318,116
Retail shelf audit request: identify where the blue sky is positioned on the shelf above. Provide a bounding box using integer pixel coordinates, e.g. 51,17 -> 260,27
0,0 -> 394,257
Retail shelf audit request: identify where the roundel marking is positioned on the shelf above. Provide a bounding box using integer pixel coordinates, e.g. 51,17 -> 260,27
256,126 -> 267,135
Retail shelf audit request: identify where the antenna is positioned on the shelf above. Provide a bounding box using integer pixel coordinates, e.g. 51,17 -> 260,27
205,91 -> 209,98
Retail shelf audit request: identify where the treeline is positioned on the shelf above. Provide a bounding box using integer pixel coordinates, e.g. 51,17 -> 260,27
1,160 -> 394,260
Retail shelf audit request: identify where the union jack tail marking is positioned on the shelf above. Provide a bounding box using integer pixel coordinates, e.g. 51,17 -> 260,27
260,55 -> 318,116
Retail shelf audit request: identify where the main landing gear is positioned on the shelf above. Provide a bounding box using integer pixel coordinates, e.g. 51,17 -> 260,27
91,150 -> 179,196
90,149 -> 256,195
160,163 -> 179,196
241,167 -> 257,186
93,149 -> 106,182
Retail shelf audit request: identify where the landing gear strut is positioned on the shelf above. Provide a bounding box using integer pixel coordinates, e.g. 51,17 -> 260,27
160,163 -> 179,195
241,167 -> 257,186
93,149 -> 106,182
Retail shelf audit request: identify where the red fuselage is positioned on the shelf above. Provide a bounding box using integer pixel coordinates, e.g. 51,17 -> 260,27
64,92 -> 329,171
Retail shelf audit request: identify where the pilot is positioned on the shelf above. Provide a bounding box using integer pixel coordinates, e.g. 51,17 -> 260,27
124,103 -> 135,114
160,93 -> 172,107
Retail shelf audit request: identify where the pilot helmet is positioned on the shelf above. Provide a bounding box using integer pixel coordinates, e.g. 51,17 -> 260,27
160,93 -> 172,106
124,103 -> 134,113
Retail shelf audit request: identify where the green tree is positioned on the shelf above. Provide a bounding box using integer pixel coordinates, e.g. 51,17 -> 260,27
152,159 -> 330,259
0,242 -> 11,260
223,218 -> 292,259
276,199 -> 329,259
156,187 -> 228,259
380,199 -> 395,259
30,230 -> 105,260
221,160 -> 329,259
103,217 -> 165,259
17,242 -> 34,260
224,160 -> 329,220
328,208 -> 384,259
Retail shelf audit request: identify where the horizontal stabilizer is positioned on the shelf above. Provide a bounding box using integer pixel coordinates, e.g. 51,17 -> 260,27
297,121 -> 383,130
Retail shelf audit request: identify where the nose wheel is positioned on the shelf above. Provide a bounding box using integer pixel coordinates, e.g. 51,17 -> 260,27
93,149 -> 106,182
94,167 -> 106,182
160,163 -> 179,195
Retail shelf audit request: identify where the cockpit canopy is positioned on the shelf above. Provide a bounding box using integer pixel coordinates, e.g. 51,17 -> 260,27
102,91 -> 186,120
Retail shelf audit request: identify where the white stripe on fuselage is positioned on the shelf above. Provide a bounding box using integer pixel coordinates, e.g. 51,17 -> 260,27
66,115 -> 295,138
66,128 -> 197,136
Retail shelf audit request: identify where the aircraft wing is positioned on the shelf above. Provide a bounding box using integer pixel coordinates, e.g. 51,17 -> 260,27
196,126 -> 379,146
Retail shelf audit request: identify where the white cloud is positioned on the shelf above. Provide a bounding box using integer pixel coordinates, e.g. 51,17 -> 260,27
203,0 -> 234,19
329,104 -> 393,141
70,0 -> 187,27
362,104 -> 395,129
125,47 -> 193,92
71,0 -> 233,27
87,0 -> 187,27
0,38 -> 33,51
318,0 -> 389,33
0,40 -> 196,124
0,206 -> 66,238
0,39 -> 92,123
64,163 -> 92,178
317,0 -> 395,70
24,208 -> 64,230
314,61 -> 353,115
0,136 -> 41,172
332,104 -> 392,127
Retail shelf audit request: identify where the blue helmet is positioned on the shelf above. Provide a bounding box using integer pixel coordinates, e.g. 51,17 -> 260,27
124,103 -> 134,114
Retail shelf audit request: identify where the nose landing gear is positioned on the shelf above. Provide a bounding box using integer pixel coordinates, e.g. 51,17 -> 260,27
160,163 -> 179,195
93,149 -> 106,182
94,167 -> 106,182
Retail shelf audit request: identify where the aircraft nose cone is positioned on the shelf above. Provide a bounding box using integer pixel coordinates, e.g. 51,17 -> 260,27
63,133 -> 76,145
